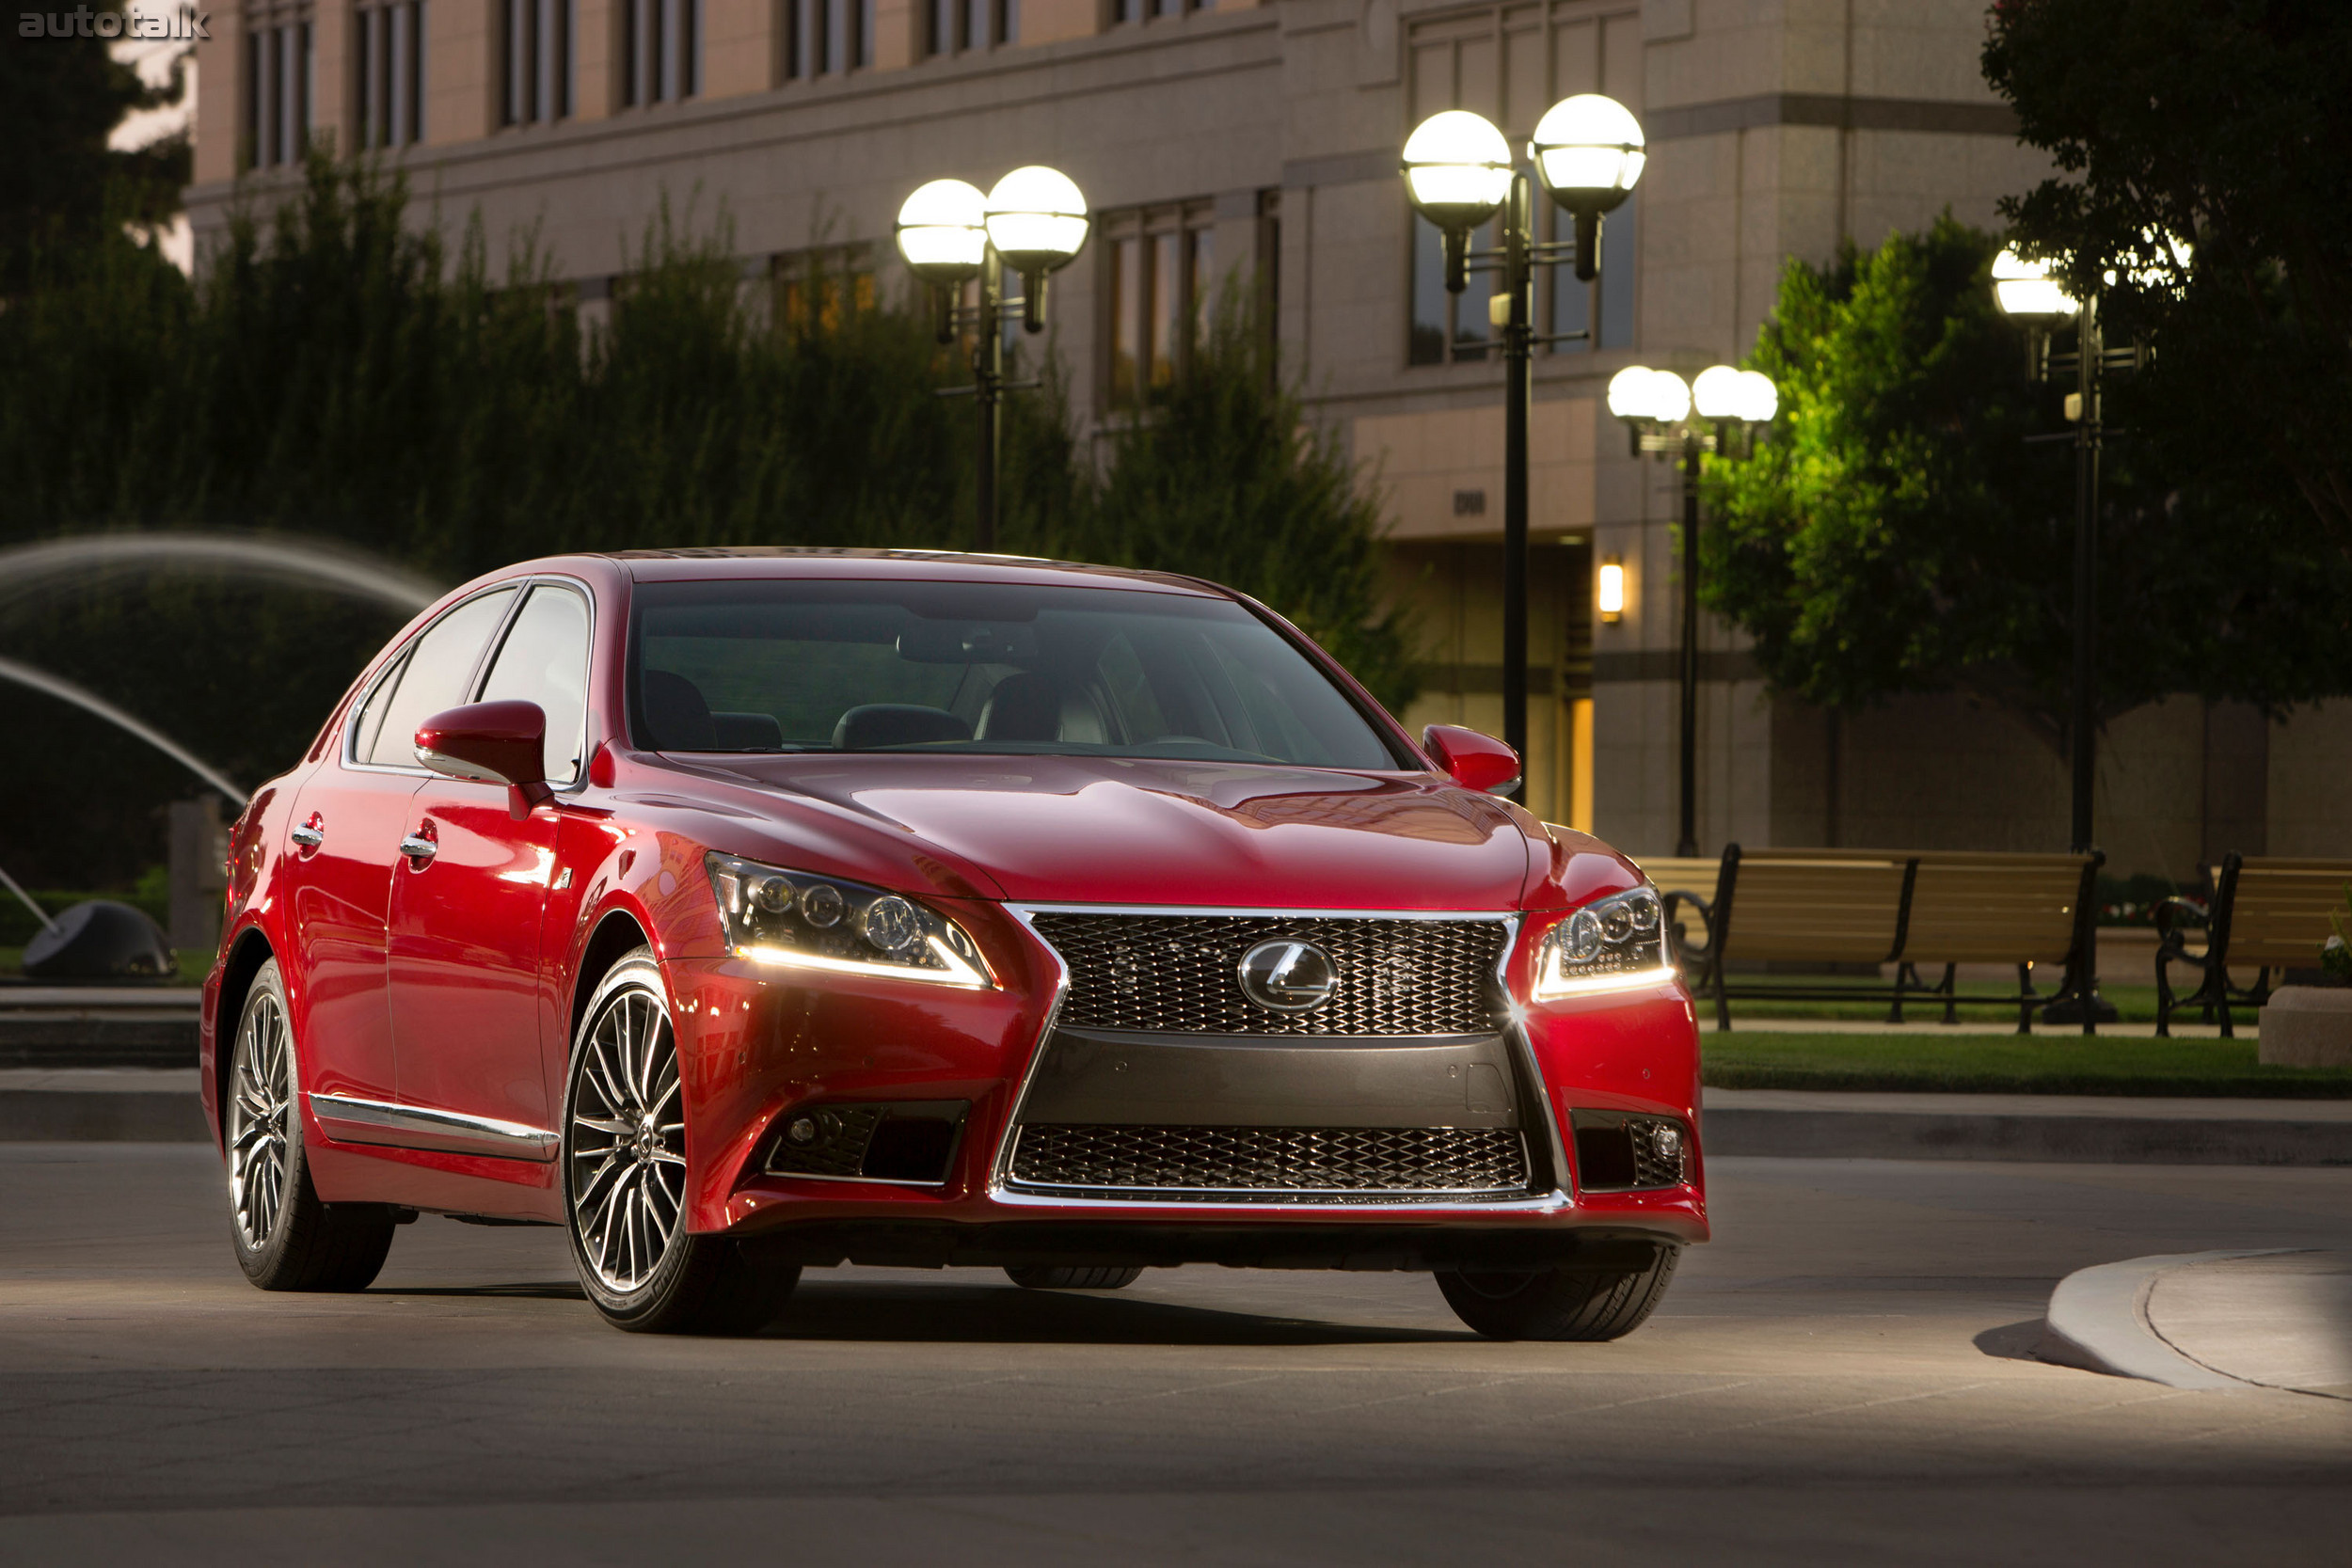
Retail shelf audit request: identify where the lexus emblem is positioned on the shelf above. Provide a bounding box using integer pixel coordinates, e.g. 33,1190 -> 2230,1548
1236,939 -> 1338,1012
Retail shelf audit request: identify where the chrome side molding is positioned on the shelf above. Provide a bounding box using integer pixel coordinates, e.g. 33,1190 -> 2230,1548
308,1092 -> 558,1162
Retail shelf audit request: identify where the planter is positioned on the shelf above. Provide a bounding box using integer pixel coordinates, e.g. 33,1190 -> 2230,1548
2258,986 -> 2352,1069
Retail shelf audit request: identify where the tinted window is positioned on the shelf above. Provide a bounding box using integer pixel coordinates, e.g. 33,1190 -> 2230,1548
479,584 -> 592,785
360,588 -> 519,767
630,579 -> 1402,769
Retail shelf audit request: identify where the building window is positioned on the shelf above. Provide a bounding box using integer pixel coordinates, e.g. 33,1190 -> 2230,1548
927,0 -> 1011,55
354,0 -> 426,150
243,2 -> 313,167
787,0 -> 874,75
773,245 -> 877,332
1112,0 -> 1206,22
1405,1 -> 1643,365
622,0 -> 701,104
1100,201 -> 1215,410
501,0 -> 574,126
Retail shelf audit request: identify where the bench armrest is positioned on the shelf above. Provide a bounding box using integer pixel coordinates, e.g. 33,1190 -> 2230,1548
1661,889 -> 1717,972
2153,896 -> 2215,968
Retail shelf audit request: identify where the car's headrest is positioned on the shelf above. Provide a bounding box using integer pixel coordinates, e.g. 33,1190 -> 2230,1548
833,705 -> 973,751
976,673 -> 1062,742
640,669 -> 716,751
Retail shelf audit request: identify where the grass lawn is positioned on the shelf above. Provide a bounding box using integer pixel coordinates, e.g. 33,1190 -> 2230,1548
1704,1031 -> 2352,1098
1706,979 -> 2180,1027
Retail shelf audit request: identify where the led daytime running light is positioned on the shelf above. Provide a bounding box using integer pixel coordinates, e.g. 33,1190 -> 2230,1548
737,936 -> 992,990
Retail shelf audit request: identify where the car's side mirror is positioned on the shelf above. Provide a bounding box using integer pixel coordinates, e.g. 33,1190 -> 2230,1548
416,701 -> 554,819
1422,723 -> 1521,796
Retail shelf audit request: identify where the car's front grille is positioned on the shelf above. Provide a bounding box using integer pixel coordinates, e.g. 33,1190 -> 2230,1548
1026,912 -> 1508,1037
1007,1123 -> 1531,1200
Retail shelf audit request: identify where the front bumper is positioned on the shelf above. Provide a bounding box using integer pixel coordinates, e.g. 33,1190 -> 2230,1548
663,911 -> 1707,1264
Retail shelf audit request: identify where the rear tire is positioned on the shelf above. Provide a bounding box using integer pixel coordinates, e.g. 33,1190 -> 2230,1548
227,958 -> 396,1292
1005,1265 -> 1145,1291
1436,1246 -> 1679,1341
564,948 -> 800,1334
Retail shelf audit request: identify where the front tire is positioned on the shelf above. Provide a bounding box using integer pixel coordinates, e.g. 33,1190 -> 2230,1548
1436,1246 -> 1680,1341
563,948 -> 799,1334
227,958 -> 395,1291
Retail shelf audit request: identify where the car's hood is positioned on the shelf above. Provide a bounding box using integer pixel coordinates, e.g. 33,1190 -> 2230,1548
691,753 -> 1537,910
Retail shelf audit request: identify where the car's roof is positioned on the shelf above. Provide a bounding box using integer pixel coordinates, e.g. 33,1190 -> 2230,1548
576,547 -> 1229,597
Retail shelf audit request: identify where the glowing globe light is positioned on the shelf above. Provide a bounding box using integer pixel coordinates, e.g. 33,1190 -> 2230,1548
1529,94 -> 1645,213
895,179 -> 988,284
1402,110 -> 1514,231
983,166 -> 1090,275
1993,246 -> 2079,319
1692,365 -> 1747,420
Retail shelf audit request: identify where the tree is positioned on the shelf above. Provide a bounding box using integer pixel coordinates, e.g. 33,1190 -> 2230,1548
1984,0 -> 2352,555
0,160 -> 1417,883
1072,291 -> 1418,713
1701,215 -> 2352,744
0,37 -> 190,290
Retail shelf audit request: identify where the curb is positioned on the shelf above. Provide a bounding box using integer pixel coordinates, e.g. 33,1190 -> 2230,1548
1702,1104 -> 2352,1166
2037,1251 -> 2293,1389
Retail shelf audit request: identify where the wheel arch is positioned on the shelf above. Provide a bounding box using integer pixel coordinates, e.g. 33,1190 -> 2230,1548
213,926 -> 277,1137
568,909 -> 654,1053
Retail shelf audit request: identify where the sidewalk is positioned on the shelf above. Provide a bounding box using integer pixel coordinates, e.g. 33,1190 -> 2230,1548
2042,1250 -> 2352,1398
1703,1087 -> 2352,1165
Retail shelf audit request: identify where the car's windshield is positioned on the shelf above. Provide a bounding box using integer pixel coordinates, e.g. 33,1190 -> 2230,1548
628,578 -> 1405,768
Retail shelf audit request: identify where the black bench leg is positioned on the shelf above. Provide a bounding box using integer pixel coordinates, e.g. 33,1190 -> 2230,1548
2155,952 -> 2172,1038
2217,968 -> 2233,1040
1941,963 -> 1958,1026
1713,961 -> 1731,1034
2015,963 -> 2032,1036
1888,963 -> 1907,1025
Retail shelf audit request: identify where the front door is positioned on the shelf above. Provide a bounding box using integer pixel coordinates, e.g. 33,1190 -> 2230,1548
285,585 -> 521,1108
388,582 -> 593,1159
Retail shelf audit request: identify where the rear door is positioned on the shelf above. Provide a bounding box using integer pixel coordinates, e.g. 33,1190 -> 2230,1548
288,588 -> 517,1119
388,581 -> 593,1156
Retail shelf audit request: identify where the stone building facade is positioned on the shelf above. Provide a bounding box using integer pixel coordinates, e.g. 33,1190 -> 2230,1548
184,0 -> 2347,876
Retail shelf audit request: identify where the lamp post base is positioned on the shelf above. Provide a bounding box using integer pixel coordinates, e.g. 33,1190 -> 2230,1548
2039,991 -> 2120,1026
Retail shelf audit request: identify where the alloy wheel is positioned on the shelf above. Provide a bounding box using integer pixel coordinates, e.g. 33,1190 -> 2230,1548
568,986 -> 687,1292
228,988 -> 293,1249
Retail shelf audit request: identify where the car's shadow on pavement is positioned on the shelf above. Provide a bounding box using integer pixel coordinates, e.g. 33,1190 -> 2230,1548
755,1279 -> 1469,1346
361,1275 -> 1469,1343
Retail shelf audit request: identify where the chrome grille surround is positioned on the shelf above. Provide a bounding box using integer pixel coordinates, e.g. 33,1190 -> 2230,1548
1008,1123 -> 1531,1202
1025,911 -> 1509,1037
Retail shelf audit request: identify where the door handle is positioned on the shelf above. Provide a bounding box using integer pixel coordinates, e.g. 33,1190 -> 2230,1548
400,824 -> 438,865
290,816 -> 325,850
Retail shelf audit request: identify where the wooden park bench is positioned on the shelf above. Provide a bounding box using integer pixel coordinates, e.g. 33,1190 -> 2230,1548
1640,844 -> 2102,1034
2154,854 -> 2352,1037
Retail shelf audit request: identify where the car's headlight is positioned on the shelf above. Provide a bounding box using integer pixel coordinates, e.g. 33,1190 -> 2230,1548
1530,885 -> 1677,1001
706,854 -> 994,989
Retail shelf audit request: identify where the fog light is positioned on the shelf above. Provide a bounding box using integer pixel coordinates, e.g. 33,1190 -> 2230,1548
785,1115 -> 820,1146
1648,1122 -> 1683,1165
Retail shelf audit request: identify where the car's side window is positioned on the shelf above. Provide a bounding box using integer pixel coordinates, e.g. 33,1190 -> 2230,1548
478,583 -> 593,786
348,649 -> 410,765
359,588 -> 520,768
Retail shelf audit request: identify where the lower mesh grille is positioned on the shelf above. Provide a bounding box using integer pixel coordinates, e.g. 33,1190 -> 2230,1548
1008,1124 -> 1531,1199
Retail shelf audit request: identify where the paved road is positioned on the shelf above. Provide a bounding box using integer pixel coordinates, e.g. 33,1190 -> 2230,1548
3,1147 -> 2346,1564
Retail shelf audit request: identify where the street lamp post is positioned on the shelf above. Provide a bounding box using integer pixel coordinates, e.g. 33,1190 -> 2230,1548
1993,242 -> 2168,1030
1401,97 -> 1645,798
896,168 -> 1090,551
1608,364 -> 1775,858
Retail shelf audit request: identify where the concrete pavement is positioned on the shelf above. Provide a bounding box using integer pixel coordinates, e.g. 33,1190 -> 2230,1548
0,1145 -> 2345,1562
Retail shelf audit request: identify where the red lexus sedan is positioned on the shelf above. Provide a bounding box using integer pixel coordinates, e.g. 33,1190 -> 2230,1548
200,549 -> 1705,1338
